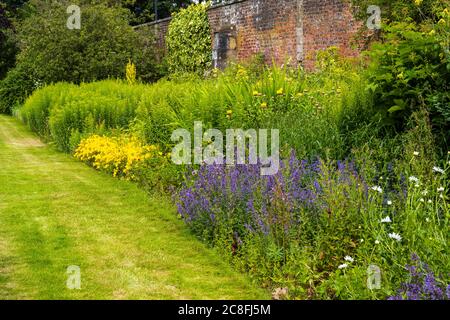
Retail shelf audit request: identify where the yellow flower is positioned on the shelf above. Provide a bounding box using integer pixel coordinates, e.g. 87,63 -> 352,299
126,59 -> 136,85
252,90 -> 261,96
414,0 -> 423,6
438,18 -> 446,26
74,134 -> 162,180
226,109 -> 233,115
260,102 -> 268,108
429,29 -> 436,36
276,88 -> 284,95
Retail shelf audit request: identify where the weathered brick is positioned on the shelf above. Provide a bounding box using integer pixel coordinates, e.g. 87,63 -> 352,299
135,0 -> 362,70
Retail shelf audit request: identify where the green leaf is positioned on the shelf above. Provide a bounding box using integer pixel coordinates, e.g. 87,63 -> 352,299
388,105 -> 405,113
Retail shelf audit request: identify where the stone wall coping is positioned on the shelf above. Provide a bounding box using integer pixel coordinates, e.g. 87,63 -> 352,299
132,16 -> 172,30
133,0 -> 249,29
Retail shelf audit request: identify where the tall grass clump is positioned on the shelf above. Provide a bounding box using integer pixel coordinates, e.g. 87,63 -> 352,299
19,80 -> 148,152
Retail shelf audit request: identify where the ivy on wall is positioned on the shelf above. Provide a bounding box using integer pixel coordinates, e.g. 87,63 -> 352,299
165,2 -> 212,75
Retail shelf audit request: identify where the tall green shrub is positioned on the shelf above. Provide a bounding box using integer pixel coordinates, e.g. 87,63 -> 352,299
165,3 -> 212,75
367,6 -> 450,151
0,0 -> 159,114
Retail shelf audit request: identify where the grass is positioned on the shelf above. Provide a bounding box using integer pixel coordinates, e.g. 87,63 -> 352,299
0,115 -> 268,300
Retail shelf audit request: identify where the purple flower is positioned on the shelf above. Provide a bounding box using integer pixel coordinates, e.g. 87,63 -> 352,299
389,253 -> 448,300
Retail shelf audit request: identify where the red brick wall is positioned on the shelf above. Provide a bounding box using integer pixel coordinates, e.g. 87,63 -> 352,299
208,0 -> 299,66
135,0 -> 362,69
133,17 -> 171,54
302,0 -> 362,69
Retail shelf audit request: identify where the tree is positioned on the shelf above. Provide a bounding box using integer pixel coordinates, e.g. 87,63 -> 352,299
0,0 -> 159,114
0,1 -> 28,79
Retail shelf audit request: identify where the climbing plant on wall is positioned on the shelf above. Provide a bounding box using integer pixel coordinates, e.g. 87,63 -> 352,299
165,2 -> 212,75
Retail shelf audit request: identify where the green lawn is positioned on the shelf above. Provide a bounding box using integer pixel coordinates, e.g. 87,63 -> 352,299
0,115 -> 267,300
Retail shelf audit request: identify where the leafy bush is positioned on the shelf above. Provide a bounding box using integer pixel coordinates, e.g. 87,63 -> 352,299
0,4 -> 19,80
367,4 -> 450,151
0,1 -> 159,114
166,2 -> 212,75
0,61 -> 37,114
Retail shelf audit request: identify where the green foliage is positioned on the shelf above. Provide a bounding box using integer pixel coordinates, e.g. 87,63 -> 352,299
350,0 -> 445,23
0,1 -> 23,80
17,47 -> 450,300
0,28 -> 18,81
18,1 -> 158,83
20,80 -> 147,152
367,6 -> 450,151
165,2 -> 212,75
0,61 -> 37,114
0,0 -> 160,114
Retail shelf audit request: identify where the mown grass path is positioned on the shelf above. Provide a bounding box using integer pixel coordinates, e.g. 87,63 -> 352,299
0,115 -> 267,299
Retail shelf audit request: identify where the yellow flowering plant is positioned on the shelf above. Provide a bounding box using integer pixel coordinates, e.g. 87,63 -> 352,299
126,59 -> 137,85
74,134 -> 160,180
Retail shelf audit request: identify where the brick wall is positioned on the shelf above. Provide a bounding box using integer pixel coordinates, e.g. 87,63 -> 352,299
208,0 -> 299,67
133,17 -> 171,54
302,0 -> 362,69
135,0 -> 362,70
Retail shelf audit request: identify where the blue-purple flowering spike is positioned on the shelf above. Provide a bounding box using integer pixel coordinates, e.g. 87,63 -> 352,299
389,253 -> 449,300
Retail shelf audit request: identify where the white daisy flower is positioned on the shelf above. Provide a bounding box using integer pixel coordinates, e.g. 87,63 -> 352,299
409,176 -> 419,183
344,256 -> 354,263
371,186 -> 383,193
428,200 -> 433,204
421,190 -> 428,196
375,240 -> 380,244
360,239 -> 364,243
381,216 -> 392,223
387,200 -> 392,206
388,232 -> 402,242
425,218 -> 430,222
433,166 -> 445,174
437,187 -> 445,192
420,198 -> 425,203
413,151 -> 419,156
338,263 -> 348,269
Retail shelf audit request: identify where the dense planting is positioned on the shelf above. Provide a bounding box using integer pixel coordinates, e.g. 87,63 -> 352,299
16,57 -> 450,299
2,0 -> 449,301
177,151 -> 449,299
